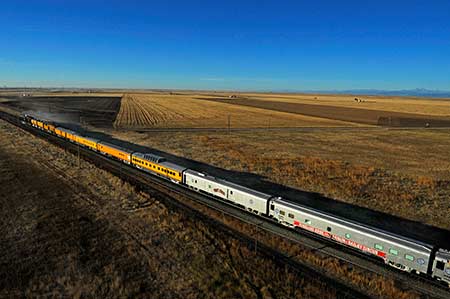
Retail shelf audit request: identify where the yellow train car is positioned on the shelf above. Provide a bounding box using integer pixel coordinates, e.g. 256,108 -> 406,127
54,127 -> 66,138
47,124 -> 56,133
97,141 -> 132,164
36,120 -> 44,129
131,152 -> 185,183
31,119 -> 38,127
76,135 -> 99,150
56,127 -> 79,142
43,123 -> 56,133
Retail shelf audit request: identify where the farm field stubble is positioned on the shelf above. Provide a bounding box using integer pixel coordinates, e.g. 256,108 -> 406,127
222,92 -> 450,116
113,93 -> 361,128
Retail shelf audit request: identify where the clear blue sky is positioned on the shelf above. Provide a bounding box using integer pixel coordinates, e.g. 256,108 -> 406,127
1,0 -> 449,91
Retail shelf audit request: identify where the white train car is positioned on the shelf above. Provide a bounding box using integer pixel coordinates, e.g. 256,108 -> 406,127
269,197 -> 434,275
183,170 -> 272,215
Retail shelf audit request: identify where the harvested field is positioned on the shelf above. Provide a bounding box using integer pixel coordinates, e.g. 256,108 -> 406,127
227,93 -> 450,116
198,97 -> 450,127
113,93 -> 360,128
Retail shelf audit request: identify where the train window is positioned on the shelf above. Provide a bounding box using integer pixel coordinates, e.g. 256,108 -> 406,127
230,191 -> 233,195
345,233 -> 351,239
305,219 -> 312,225
208,185 -> 211,188
436,261 -> 445,270
270,205 -> 275,211
404,254 -> 414,261
389,248 -> 399,256
280,210 -> 285,216
195,180 -> 198,183
288,213 -> 294,219
327,227 -> 332,232
417,258 -> 425,265
374,244 -> 384,251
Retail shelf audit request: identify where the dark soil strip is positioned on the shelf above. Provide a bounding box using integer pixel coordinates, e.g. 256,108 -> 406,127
196,97 -> 450,127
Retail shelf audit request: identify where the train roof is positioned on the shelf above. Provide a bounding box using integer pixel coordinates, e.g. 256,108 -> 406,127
97,141 -> 134,154
185,169 -> 273,200
160,161 -> 187,173
132,152 -> 166,163
271,197 -> 434,253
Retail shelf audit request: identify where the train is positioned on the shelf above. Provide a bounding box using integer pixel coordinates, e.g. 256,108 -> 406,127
21,114 -> 450,286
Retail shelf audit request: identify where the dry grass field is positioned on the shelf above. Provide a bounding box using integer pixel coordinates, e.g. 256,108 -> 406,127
113,93 -> 360,128
231,92 -> 450,116
113,127 -> 450,230
0,119 -> 420,299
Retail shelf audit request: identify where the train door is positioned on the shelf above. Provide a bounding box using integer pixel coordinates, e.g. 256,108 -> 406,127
432,249 -> 450,285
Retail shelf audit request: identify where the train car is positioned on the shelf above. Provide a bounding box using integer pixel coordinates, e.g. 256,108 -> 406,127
44,123 -> 56,133
76,135 -> 99,151
432,249 -> 450,284
30,119 -> 38,127
56,127 -> 79,143
54,127 -> 66,138
184,170 -> 272,215
36,120 -> 44,129
269,197 -> 434,275
97,141 -> 133,164
131,152 -> 185,183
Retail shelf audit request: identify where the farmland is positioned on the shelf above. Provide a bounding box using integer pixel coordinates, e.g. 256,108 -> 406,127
237,92 -> 450,116
1,90 -> 449,298
113,93 -> 360,128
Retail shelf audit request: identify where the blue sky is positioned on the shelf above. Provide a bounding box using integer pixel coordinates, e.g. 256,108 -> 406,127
1,0 -> 449,91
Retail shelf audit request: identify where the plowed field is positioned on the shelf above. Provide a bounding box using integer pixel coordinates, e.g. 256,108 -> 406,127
113,94 -> 358,128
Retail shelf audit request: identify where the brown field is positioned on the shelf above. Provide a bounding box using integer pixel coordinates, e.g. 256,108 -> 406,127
0,119 -> 421,299
196,96 -> 450,126
112,127 -> 450,230
113,93 -> 361,128
226,92 -> 450,116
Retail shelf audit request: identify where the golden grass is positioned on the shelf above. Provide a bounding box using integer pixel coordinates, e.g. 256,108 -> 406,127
113,93 -> 360,128
113,128 -> 450,230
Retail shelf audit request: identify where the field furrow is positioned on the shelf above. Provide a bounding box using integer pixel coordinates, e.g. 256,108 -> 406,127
114,93 -> 359,129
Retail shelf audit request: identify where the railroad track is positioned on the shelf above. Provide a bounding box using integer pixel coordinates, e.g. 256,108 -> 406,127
1,110 -> 449,298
